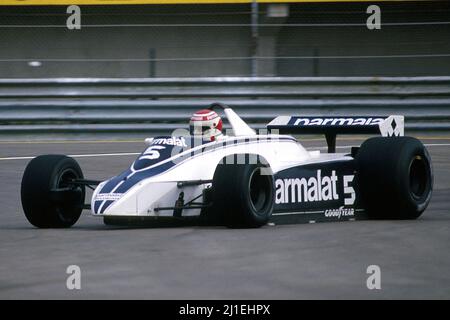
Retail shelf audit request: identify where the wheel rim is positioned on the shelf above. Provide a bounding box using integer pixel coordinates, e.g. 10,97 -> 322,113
55,168 -> 82,223
248,167 -> 272,214
408,155 -> 430,201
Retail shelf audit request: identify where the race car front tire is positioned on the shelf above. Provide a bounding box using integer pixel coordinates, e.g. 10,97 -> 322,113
356,137 -> 433,219
21,155 -> 85,228
211,154 -> 274,228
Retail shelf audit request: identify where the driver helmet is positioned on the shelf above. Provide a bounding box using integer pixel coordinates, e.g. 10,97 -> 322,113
189,109 -> 223,141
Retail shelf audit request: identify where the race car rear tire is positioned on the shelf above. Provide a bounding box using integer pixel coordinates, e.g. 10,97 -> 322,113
211,154 -> 274,228
21,155 -> 85,228
356,137 -> 433,219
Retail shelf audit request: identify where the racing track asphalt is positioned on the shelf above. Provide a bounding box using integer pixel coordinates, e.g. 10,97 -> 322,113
0,136 -> 449,299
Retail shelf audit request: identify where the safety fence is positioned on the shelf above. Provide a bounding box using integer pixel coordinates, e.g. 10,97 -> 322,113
0,77 -> 449,136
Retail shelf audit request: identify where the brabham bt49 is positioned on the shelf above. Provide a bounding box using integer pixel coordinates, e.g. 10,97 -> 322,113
21,102 -> 433,228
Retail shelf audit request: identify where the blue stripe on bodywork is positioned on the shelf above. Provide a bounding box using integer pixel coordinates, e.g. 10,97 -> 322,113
93,200 -> 102,214
99,200 -> 114,214
99,170 -> 132,194
115,160 -> 177,193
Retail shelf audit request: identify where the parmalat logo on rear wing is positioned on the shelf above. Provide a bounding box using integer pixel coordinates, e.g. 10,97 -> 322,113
267,115 -> 404,137
289,117 -> 384,126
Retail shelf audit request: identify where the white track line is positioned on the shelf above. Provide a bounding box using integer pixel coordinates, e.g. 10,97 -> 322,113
423,143 -> 450,147
306,143 -> 450,151
1,143 -> 449,161
0,152 -> 140,161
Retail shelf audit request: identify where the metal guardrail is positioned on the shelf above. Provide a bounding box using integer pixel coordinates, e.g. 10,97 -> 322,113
0,77 -> 449,135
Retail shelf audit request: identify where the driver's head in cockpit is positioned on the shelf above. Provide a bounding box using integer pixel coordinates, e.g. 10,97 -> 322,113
189,109 -> 223,141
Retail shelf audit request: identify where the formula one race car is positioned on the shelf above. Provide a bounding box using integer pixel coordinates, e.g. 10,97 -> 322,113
21,102 -> 433,228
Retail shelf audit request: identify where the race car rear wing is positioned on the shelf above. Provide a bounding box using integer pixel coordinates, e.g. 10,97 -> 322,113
267,115 -> 404,153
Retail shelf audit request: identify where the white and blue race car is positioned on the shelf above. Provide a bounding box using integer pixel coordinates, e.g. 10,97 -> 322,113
21,102 -> 433,228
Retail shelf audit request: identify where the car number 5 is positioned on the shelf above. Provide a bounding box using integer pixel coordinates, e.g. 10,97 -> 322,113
140,145 -> 166,160
344,175 -> 355,205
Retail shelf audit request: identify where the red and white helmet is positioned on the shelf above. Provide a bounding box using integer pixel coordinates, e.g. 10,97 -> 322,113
189,109 -> 223,141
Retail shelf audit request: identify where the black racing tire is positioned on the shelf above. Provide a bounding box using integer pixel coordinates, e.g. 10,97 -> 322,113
356,136 -> 433,219
211,154 -> 274,228
21,155 -> 85,228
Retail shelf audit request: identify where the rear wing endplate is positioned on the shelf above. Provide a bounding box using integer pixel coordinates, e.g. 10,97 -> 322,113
267,115 -> 404,153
